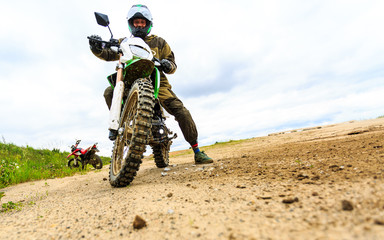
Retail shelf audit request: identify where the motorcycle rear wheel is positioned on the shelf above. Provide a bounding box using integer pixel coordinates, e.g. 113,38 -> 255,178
92,155 -> 103,169
152,142 -> 170,168
109,79 -> 154,187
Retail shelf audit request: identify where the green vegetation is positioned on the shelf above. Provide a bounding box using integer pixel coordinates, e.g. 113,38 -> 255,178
166,138 -> 253,158
212,139 -> 247,146
202,139 -> 252,151
0,142 -> 110,189
0,191 -> 36,213
1,201 -> 24,212
378,115 -> 384,119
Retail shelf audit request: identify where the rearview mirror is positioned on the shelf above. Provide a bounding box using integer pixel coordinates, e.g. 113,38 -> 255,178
95,12 -> 109,27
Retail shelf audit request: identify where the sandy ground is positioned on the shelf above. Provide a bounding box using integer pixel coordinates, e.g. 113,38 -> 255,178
1,118 -> 384,240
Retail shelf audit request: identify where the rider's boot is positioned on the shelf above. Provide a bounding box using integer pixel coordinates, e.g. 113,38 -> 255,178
194,151 -> 213,164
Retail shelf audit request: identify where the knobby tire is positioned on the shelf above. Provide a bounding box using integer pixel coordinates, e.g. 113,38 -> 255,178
92,155 -> 103,169
109,79 -> 154,187
152,143 -> 170,168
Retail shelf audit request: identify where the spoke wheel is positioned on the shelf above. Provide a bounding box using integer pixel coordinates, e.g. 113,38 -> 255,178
112,91 -> 138,176
109,79 -> 154,187
68,158 -> 80,169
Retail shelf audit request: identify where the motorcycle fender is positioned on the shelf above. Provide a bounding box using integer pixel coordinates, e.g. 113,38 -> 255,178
66,150 -> 79,158
109,81 -> 125,131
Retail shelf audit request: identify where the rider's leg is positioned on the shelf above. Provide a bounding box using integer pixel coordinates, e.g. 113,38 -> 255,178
158,79 -> 213,164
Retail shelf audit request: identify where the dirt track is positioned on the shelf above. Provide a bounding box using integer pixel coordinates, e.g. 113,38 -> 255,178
1,118 -> 384,240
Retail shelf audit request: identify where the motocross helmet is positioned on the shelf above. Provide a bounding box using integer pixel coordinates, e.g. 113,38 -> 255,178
127,4 -> 153,39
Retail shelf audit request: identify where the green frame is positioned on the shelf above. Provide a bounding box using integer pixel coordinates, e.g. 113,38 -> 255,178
106,59 -> 160,99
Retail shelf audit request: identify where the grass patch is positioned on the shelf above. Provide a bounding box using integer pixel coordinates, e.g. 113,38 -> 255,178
203,139 -> 252,151
0,191 -> 36,213
1,201 -> 24,212
0,142 -> 110,189
164,138 -> 254,159
169,149 -> 192,158
213,139 -> 246,146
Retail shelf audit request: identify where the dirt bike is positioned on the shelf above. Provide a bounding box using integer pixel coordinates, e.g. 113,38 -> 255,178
66,140 -> 103,170
88,12 -> 177,187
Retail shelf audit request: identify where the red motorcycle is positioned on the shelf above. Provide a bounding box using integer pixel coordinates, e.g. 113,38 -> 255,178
66,140 -> 103,170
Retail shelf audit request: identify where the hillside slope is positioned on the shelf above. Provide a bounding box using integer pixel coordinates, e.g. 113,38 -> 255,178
1,118 -> 384,239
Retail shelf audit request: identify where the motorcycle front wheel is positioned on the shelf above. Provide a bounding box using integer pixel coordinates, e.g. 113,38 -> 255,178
68,158 -> 81,169
109,79 -> 154,187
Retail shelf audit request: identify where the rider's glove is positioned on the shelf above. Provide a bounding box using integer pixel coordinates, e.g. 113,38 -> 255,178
89,35 -> 103,53
160,59 -> 173,74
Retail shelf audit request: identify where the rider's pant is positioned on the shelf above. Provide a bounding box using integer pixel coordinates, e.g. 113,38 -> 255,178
103,78 -> 198,146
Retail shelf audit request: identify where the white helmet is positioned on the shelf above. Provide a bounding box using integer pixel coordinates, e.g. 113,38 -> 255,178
127,4 -> 153,39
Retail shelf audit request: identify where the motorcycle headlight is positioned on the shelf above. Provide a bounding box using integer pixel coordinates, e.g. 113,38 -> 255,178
130,45 -> 150,59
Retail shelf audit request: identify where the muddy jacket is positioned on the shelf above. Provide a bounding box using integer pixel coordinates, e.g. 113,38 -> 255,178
91,35 -> 177,80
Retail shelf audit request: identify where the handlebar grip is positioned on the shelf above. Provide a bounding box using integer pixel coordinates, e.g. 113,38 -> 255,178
87,36 -> 120,49
87,36 -> 103,42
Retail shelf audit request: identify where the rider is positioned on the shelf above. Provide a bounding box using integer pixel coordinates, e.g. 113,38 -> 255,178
89,4 -> 213,164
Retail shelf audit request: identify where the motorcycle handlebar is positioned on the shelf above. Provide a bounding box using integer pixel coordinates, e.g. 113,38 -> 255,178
88,36 -> 164,67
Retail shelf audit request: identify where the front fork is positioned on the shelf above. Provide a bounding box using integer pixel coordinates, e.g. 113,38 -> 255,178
109,55 -> 124,131
72,156 -> 80,165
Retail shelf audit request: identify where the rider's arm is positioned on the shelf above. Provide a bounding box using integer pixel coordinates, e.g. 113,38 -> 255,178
91,48 -> 120,61
159,40 -> 177,74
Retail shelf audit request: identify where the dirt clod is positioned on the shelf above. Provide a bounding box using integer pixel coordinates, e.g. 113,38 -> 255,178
297,174 -> 309,180
133,215 -> 147,229
341,200 -> 354,211
282,197 -> 299,204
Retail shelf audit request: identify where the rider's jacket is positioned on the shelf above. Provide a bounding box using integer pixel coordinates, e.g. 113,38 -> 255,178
91,35 -> 177,79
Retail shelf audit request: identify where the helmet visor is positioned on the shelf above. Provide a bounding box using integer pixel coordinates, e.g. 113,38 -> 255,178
127,5 -> 152,22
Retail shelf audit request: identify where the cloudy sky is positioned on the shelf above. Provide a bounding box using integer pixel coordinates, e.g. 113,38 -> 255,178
1,0 -> 383,156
